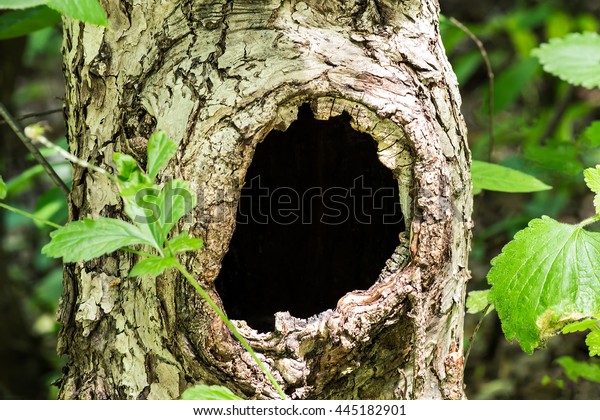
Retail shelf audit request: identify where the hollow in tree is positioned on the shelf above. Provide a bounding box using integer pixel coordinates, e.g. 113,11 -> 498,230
58,0 -> 471,399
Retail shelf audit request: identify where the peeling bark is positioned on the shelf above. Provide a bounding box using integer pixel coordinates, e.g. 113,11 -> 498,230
59,0 -> 471,400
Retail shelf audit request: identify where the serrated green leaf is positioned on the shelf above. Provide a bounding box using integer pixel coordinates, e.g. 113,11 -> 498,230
587,330 -> 600,357
42,217 -> 156,262
129,256 -> 176,278
562,319 -> 599,334
584,166 -> 600,213
556,356 -> 600,383
46,0 -> 107,26
584,166 -> 600,194
180,385 -> 243,400
532,32 -> 600,89
488,216 -> 600,353
0,0 -> 48,9
466,289 -> 493,314
168,231 -> 203,254
0,6 -> 60,39
472,160 -> 552,193
0,176 -> 6,199
147,131 -> 177,181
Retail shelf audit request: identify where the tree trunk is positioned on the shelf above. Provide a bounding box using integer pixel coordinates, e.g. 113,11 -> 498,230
58,0 -> 471,399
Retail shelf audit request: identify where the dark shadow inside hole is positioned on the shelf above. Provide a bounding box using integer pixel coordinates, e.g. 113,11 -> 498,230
216,104 -> 405,332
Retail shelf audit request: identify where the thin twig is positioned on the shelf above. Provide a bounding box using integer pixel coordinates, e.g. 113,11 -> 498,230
0,107 -> 63,126
449,17 -> 495,162
464,303 -> 492,367
24,124 -> 115,182
0,102 -> 70,196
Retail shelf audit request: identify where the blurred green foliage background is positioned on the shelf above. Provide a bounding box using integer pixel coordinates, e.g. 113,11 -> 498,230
440,0 -> 600,399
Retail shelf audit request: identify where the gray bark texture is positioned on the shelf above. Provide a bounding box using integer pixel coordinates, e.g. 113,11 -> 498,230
58,0 -> 472,399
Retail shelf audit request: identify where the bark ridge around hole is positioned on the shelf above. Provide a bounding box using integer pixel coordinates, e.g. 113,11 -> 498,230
217,103 -> 406,332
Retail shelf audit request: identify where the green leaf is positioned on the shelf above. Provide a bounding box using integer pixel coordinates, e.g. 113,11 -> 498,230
113,152 -> 153,204
562,319 -> 598,334
180,385 -> 243,400
584,166 -> 600,213
158,179 -> 196,237
466,289 -> 493,314
113,152 -> 163,247
489,57 -> 539,113
587,330 -> 600,357
33,198 -> 62,229
147,131 -> 177,181
0,176 -> 6,199
114,152 -> 146,183
0,0 -> 48,9
32,268 -> 62,313
525,143 -> 583,176
581,121 -> 600,147
472,160 -> 552,193
556,356 -> 600,383
0,6 -> 60,39
168,231 -> 203,254
46,0 -> 107,26
129,256 -> 176,278
488,216 -> 600,353
42,217 -> 156,262
5,164 -> 45,195
120,183 -> 164,250
532,32 -> 600,89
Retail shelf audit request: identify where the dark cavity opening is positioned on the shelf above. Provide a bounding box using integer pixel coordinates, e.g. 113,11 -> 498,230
216,104 -> 405,332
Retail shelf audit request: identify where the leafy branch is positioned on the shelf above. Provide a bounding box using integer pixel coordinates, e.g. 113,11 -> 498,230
0,128 -> 286,399
468,165 -> 600,360
465,31 -> 600,382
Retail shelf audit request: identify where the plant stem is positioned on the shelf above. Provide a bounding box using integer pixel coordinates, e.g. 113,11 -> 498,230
173,260 -> 287,399
121,247 -> 155,258
24,125 -> 117,183
577,214 -> 600,229
0,202 -> 62,229
464,303 -> 492,367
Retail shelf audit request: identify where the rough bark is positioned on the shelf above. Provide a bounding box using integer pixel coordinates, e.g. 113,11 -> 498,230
59,0 -> 471,399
